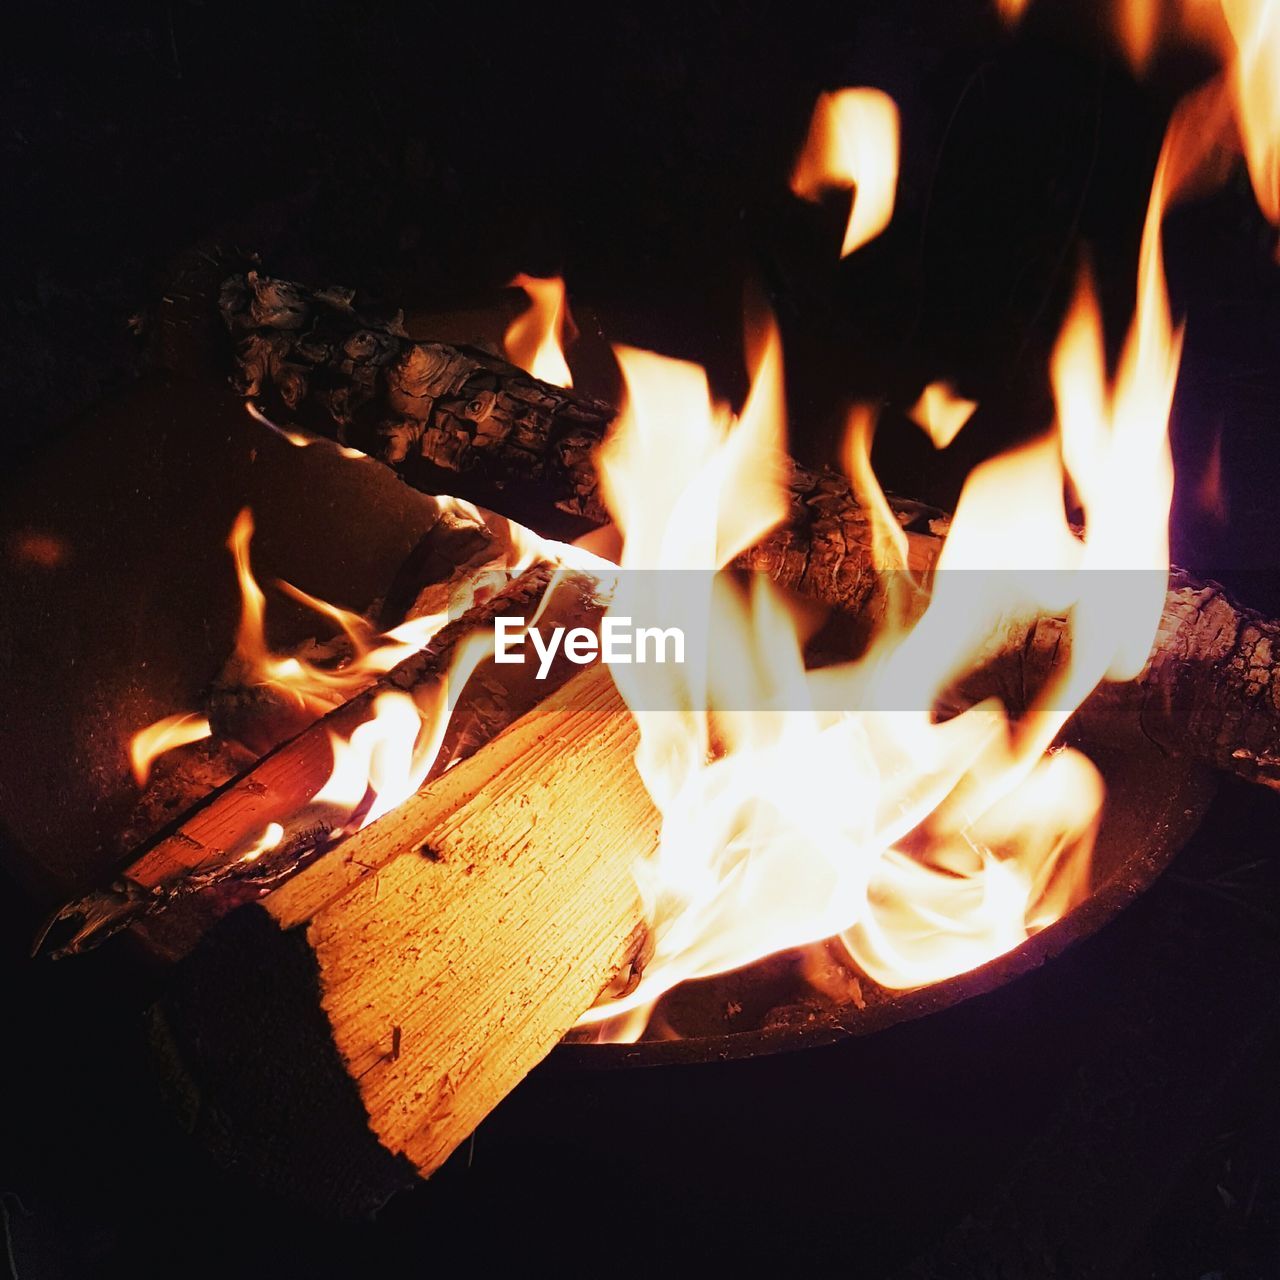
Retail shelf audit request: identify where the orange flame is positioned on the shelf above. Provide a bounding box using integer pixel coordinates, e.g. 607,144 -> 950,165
504,274 -> 576,387
575,58 -> 1196,1037
791,88 -> 900,257
129,711 -> 212,785
907,382 -> 979,450
1117,0 -> 1163,70
128,496 -> 609,857
1223,0 -> 1280,224
247,402 -> 369,459
222,507 -> 453,723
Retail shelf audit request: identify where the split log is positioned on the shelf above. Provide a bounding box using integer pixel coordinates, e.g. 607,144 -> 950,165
44,562 -> 611,958
154,664 -> 653,1214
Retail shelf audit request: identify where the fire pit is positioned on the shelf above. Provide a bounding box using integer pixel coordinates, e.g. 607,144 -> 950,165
4,4 -> 1280,1272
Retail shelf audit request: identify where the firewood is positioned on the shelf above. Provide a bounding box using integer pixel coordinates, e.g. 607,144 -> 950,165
153,664 -> 653,1214
44,563 -> 610,958
218,271 -> 1280,791
220,270 -> 943,615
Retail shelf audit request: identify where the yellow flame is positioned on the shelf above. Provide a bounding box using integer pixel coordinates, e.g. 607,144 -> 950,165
791,88 -> 900,257
223,507 -> 456,723
247,402 -> 368,459
579,68 -> 1193,1035
239,822 -> 284,864
504,274 -> 576,387
908,382 -> 978,450
128,711 -> 212,785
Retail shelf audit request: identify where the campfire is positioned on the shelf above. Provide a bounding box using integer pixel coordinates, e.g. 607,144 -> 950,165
12,0 -> 1280,1229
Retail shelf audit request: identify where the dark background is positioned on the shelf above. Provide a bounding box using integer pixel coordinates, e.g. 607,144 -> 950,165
2,1 -> 1279,1275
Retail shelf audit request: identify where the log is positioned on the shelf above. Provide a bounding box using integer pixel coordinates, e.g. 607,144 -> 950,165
221,270 -> 943,614
219,271 -> 1280,791
153,664 -> 653,1214
43,562 -> 611,958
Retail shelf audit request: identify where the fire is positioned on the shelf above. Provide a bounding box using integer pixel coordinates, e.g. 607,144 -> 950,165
1117,0 -> 1162,70
1223,0 -> 1280,224
129,711 -> 212,785
907,382 -> 978,450
247,402 -> 368,459
239,822 -> 284,864
576,64 -> 1197,1037
504,274 -> 576,387
126,502 -> 486,786
224,507 -> 452,721
128,494 -> 608,850
126,14 -> 1280,1043
790,88 -> 900,257
999,0 -> 1278,234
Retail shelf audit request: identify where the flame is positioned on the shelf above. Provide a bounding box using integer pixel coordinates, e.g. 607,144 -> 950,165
577,67 -> 1193,1038
907,382 -> 979,450
791,88 -> 900,257
312,630 -> 496,832
247,402 -> 369,459
239,822 -> 284,864
1117,0 -> 1163,70
1197,423 -> 1229,520
223,507 -> 453,722
504,274 -> 576,387
129,711 -> 212,785
999,0 -> 1278,233
126,503 -> 497,786
128,495 -> 608,853
1223,0 -> 1280,224
125,18 -> 1268,1045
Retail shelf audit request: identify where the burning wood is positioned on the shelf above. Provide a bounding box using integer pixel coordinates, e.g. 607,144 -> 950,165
47,560 -> 611,958
35,6 -> 1280,1215
155,665 -> 651,1210
220,269 -> 942,615
218,266 -> 1280,794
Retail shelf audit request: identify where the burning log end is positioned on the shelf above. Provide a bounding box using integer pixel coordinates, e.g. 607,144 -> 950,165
150,666 -> 654,1208
148,904 -> 421,1217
